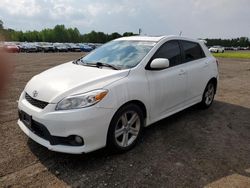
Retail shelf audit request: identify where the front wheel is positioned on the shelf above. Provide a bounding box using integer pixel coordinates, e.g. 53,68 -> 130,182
199,82 -> 215,109
107,104 -> 144,153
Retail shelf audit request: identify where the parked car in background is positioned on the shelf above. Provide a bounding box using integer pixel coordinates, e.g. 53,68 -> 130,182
17,36 -> 218,154
19,43 -> 38,53
67,43 -> 81,52
224,47 -> 233,51
78,44 -> 93,52
54,43 -> 68,52
36,43 -> 44,52
94,43 -> 103,48
17,43 -> 27,52
37,43 -> 55,52
4,43 -> 20,53
87,44 -> 96,49
1,41 -> 104,53
237,46 -> 249,50
209,46 -> 225,53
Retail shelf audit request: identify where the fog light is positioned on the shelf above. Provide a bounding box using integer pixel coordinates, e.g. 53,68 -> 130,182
74,136 -> 83,144
66,135 -> 84,146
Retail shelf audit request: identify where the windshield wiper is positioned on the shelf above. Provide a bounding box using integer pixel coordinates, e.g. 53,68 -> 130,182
94,62 -> 120,70
84,62 -> 120,70
72,58 -> 81,65
76,60 -> 120,70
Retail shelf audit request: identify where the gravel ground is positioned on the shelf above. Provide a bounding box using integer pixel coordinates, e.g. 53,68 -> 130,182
0,53 -> 250,187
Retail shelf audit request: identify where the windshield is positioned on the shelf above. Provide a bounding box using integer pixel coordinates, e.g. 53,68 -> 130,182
79,40 -> 155,69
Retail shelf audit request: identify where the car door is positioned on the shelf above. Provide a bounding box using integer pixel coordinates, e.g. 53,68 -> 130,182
146,40 -> 187,121
179,40 -> 210,104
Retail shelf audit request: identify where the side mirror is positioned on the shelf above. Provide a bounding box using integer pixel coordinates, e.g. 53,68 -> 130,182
150,58 -> 170,70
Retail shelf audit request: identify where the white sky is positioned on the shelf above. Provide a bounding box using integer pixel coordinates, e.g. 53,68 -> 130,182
0,0 -> 249,38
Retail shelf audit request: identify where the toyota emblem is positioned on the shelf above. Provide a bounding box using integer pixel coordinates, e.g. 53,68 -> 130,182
33,90 -> 38,98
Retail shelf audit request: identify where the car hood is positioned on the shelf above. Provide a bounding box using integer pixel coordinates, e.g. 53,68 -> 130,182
25,62 -> 129,103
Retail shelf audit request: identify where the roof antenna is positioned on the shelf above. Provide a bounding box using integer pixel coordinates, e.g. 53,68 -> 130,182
179,31 -> 182,36
139,28 -> 142,35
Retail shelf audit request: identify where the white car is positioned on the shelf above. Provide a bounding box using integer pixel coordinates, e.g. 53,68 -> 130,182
209,46 -> 225,53
18,36 -> 218,154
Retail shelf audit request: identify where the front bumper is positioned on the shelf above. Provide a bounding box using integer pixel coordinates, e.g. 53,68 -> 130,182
17,94 -> 115,154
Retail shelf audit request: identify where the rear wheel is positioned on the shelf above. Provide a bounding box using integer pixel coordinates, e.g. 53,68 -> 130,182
199,82 -> 215,109
107,104 -> 144,153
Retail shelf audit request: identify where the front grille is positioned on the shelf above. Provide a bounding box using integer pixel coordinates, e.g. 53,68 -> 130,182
25,93 -> 48,109
31,120 -> 51,141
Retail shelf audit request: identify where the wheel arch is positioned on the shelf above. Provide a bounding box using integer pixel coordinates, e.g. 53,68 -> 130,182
117,100 -> 147,119
107,99 -> 147,134
208,77 -> 218,94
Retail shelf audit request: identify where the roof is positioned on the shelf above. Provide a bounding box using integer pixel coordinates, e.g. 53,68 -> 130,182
115,36 -> 167,42
115,35 -> 202,44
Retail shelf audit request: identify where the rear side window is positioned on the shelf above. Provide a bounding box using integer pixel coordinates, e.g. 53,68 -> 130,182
180,41 -> 205,62
152,40 -> 181,67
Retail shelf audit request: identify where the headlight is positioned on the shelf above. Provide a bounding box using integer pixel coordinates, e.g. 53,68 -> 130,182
56,89 -> 108,110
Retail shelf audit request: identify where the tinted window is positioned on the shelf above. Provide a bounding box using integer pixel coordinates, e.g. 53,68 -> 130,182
180,41 -> 205,62
152,40 -> 181,67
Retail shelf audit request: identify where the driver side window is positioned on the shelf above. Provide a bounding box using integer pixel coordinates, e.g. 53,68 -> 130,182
152,40 -> 181,67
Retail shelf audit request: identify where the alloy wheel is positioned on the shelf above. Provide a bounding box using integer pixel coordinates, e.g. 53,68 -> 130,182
114,111 -> 140,148
205,83 -> 215,105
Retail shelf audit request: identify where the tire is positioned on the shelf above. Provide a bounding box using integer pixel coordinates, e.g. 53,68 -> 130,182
199,82 -> 216,109
107,103 -> 144,153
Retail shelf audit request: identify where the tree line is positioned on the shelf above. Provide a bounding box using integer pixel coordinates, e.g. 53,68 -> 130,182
0,21 -> 136,43
0,20 -> 249,46
205,37 -> 250,47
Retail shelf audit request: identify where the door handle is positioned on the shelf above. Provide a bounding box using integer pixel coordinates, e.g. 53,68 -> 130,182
178,69 -> 186,75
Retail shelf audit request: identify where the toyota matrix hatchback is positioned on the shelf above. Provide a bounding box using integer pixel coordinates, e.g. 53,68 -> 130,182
18,36 -> 218,154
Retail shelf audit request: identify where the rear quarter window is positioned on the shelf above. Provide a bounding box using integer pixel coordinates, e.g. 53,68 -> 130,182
180,40 -> 205,62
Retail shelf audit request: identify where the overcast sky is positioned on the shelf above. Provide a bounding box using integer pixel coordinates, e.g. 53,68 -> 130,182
0,0 -> 249,38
